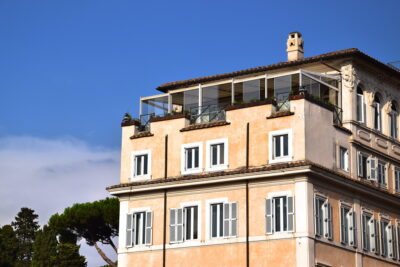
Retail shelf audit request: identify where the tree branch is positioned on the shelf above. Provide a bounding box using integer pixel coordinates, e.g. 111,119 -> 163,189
93,242 -> 116,267
108,238 -> 118,253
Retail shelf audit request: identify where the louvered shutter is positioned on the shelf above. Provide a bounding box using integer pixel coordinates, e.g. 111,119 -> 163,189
266,198 -> 273,234
327,203 -> 333,240
368,158 -> 377,181
145,211 -> 152,245
345,150 -> 349,172
340,207 -> 346,244
388,224 -> 394,258
126,214 -> 133,247
223,203 -> 230,237
177,208 -> 184,242
381,221 -> 386,256
230,202 -> 238,237
170,209 -> 176,243
349,210 -> 357,247
370,218 -> 377,253
375,219 -> 380,255
287,196 -> 294,232
314,198 -> 321,237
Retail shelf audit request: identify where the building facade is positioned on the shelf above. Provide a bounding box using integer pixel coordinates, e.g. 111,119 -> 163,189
107,33 -> 400,267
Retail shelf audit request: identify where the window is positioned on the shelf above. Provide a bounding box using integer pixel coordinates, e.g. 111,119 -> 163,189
390,101 -> 398,139
396,224 -> 400,259
363,215 -> 380,254
314,197 -> 332,239
210,202 -> 237,238
395,168 -> 400,193
356,87 -> 366,123
380,220 -> 394,257
374,94 -> 382,131
377,161 -> 387,186
170,206 -> 199,243
266,195 -> 294,234
339,147 -> 349,172
132,150 -> 151,180
357,152 -> 379,181
340,205 -> 357,247
206,138 -> 228,171
269,129 -> 292,163
126,211 -> 152,247
357,152 -> 369,179
181,142 -> 202,174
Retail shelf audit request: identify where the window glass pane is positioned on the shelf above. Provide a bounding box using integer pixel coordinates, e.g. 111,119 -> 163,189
171,89 -> 199,114
202,83 -> 231,107
186,208 -> 191,240
211,205 -> 217,238
283,135 -> 288,156
275,198 -> 281,232
194,147 -> 199,168
136,156 -> 142,176
234,78 -> 265,103
193,207 -> 198,239
187,149 -> 192,169
219,143 -> 225,164
275,75 -> 291,103
274,136 -> 281,157
212,145 -> 218,165
283,197 -> 287,231
267,79 -> 274,99
143,155 -> 148,175
142,95 -> 169,116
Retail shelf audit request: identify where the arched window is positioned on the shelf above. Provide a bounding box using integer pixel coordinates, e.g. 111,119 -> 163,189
391,101 -> 399,139
373,93 -> 382,131
356,86 -> 366,123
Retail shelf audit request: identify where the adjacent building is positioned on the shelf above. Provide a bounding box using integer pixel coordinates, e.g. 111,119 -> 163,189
107,33 -> 400,267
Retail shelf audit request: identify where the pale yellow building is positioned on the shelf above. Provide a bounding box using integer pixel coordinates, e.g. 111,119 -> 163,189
107,33 -> 400,267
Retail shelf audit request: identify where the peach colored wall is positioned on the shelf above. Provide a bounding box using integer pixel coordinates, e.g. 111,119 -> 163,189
363,255 -> 399,267
249,239 -> 296,267
315,242 -> 355,267
120,100 -> 308,184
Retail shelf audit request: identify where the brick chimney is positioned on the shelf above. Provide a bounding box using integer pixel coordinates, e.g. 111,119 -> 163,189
286,32 -> 304,61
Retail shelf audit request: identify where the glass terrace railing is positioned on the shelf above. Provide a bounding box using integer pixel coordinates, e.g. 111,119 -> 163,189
189,104 -> 226,124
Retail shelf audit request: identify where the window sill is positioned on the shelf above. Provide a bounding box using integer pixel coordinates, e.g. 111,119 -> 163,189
206,165 -> 228,172
181,169 -> 202,175
131,175 -> 151,181
269,157 -> 292,164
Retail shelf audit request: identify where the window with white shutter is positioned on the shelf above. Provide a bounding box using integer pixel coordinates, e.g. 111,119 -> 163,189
181,142 -> 203,175
126,211 -> 152,247
396,225 -> 400,260
266,195 -> 294,234
269,129 -> 292,163
184,206 -> 199,241
367,157 -> 377,181
340,205 -> 356,247
370,218 -> 380,254
356,87 -> 366,123
314,197 -> 332,239
381,220 -> 389,257
211,202 -> 237,239
170,208 -> 184,243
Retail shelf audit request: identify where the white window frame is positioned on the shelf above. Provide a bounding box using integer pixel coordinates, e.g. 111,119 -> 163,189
357,151 -> 369,179
339,146 -> 349,172
269,129 -> 293,164
206,138 -> 228,171
340,203 -> 357,247
126,207 -> 152,248
361,212 -> 373,252
131,150 -> 152,180
181,142 -> 203,175
206,198 -> 238,240
266,191 -> 294,235
314,195 -> 332,240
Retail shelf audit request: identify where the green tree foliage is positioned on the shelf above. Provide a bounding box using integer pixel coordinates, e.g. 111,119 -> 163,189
49,198 -> 119,267
32,225 -> 87,267
0,224 -> 18,267
11,207 -> 40,267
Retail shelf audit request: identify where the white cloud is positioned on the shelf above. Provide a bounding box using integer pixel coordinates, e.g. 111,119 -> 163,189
0,135 -> 120,266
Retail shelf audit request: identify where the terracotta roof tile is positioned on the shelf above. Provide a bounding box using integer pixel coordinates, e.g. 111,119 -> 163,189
130,131 -> 154,139
156,48 -> 400,92
180,120 -> 230,132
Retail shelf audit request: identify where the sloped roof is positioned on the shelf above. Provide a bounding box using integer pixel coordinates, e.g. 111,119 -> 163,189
156,48 -> 400,92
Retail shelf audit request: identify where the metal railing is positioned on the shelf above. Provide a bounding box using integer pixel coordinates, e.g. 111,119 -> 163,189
273,94 -> 291,112
138,113 -> 155,132
333,106 -> 343,126
189,104 -> 226,125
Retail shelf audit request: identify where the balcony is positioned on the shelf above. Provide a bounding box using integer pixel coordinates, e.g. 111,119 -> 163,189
132,69 -> 342,131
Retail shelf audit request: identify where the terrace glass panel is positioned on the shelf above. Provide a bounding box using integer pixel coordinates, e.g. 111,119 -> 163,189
301,74 -> 338,105
266,73 -> 299,100
142,95 -> 169,116
171,88 -> 199,114
202,83 -> 231,108
234,78 -> 265,103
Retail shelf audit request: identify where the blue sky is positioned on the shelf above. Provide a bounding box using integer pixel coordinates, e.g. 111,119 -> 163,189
0,0 -> 399,266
